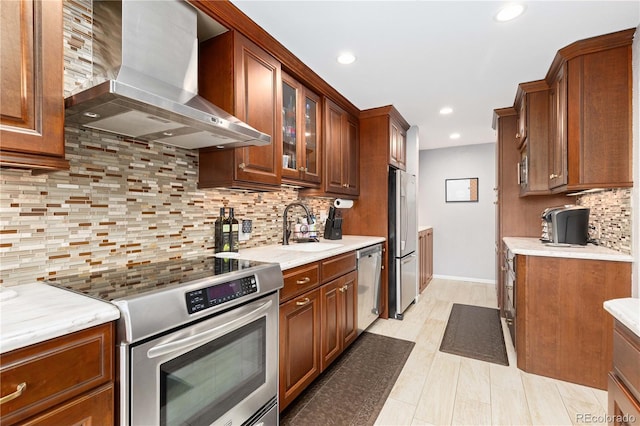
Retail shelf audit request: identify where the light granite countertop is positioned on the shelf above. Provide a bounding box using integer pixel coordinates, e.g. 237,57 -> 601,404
0,283 -> 120,354
419,225 -> 433,232
604,298 -> 640,338
503,237 -> 632,262
216,235 -> 386,270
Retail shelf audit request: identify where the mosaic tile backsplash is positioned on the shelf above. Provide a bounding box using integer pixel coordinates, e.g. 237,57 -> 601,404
0,126 -> 333,285
578,188 -> 632,255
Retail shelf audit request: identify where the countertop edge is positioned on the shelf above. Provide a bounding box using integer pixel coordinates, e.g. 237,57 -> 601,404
231,235 -> 386,271
503,237 -> 632,262
604,298 -> 640,338
1,283 -> 121,354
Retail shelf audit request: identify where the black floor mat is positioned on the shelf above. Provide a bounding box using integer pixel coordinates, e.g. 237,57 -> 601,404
439,303 -> 509,366
280,332 -> 415,426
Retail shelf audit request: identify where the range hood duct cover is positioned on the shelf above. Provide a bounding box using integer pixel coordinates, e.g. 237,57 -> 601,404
64,0 -> 271,149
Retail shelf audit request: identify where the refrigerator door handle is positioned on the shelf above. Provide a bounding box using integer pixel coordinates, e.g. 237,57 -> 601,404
401,254 -> 416,265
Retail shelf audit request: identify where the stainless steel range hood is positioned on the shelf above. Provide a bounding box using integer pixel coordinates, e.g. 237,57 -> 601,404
64,0 -> 270,149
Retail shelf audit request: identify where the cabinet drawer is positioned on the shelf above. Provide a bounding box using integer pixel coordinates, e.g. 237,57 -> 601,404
613,321 -> 640,402
0,323 -> 113,425
19,383 -> 113,426
281,262 -> 321,303
321,252 -> 356,283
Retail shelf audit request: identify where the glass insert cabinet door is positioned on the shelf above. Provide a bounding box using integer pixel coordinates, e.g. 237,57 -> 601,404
281,72 -> 321,185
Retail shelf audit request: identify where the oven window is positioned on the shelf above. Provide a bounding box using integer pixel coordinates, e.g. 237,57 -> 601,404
160,317 -> 266,426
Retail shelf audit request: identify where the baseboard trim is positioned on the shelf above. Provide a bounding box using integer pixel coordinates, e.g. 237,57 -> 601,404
433,275 -> 496,285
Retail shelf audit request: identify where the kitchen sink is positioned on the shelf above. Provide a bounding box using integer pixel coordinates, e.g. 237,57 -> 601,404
279,243 -> 344,252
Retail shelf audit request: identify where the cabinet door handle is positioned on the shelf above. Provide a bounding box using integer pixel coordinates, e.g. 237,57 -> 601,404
549,173 -> 557,179
238,163 -> 246,170
338,284 -> 348,293
0,382 -> 26,405
296,298 -> 311,306
505,318 -> 514,326
515,133 -> 521,139
298,167 -> 305,172
296,277 -> 311,285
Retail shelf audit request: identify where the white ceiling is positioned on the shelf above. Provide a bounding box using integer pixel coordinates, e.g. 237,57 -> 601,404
229,1 -> 639,151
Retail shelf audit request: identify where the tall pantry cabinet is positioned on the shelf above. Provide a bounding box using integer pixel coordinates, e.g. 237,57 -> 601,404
342,105 -> 410,319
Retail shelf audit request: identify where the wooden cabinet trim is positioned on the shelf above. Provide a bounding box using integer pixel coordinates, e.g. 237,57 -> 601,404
546,28 -> 635,83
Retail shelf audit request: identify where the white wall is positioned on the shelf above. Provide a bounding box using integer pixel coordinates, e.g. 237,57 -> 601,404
418,143 -> 496,283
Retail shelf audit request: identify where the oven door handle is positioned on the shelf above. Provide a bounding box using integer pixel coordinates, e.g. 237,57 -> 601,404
146,298 -> 273,359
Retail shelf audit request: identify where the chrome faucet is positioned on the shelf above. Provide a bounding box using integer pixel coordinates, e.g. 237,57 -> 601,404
283,202 -> 312,245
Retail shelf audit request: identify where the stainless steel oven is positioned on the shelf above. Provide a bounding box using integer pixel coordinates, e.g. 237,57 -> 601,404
49,257 -> 283,426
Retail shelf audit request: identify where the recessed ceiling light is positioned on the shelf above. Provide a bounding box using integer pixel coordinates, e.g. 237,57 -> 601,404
337,52 -> 356,65
439,107 -> 453,115
449,133 -> 461,140
495,3 -> 525,22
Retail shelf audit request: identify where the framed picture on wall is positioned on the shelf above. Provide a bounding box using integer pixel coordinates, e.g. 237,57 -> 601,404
445,178 -> 479,202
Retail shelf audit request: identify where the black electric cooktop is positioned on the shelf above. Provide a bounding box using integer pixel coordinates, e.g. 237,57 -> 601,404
47,256 -> 268,302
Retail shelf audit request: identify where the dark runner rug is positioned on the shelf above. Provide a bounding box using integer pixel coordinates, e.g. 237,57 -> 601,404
280,332 -> 415,426
439,303 -> 509,366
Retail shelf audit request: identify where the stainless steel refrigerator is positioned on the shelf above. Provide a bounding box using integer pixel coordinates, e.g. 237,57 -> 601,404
388,168 -> 417,320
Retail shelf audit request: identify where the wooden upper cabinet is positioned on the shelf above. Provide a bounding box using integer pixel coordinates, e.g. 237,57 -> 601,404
546,28 -> 634,192
515,80 -> 554,196
515,93 -> 527,147
548,65 -> 568,190
360,105 -> 410,171
198,30 -> 282,190
281,71 -> 321,187
0,0 -> 68,170
313,98 -> 359,197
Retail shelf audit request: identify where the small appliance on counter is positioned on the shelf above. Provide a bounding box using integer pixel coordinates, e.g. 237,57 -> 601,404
323,206 -> 343,240
541,205 -> 590,245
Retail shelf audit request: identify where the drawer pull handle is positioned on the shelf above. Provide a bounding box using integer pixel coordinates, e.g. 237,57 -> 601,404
0,382 -> 26,405
296,277 -> 311,285
339,284 -> 348,293
296,298 -> 311,306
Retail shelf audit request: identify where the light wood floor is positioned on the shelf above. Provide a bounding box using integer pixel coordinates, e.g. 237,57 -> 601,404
369,278 -> 609,426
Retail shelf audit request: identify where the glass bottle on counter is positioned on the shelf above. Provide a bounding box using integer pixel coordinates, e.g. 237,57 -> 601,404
229,208 -> 239,252
214,207 -> 225,253
222,209 -> 231,252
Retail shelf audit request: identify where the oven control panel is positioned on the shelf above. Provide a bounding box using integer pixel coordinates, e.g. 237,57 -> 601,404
186,275 -> 258,314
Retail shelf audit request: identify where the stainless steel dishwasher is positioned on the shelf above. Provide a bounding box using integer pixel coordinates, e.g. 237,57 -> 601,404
356,243 -> 383,334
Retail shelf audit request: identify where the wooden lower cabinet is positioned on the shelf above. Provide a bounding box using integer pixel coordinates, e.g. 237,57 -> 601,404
279,288 -> 321,411
418,228 -> 433,293
515,255 -> 630,389
278,252 -> 358,411
607,320 -> 640,425
19,384 -> 113,426
0,323 -> 114,425
320,271 -> 358,371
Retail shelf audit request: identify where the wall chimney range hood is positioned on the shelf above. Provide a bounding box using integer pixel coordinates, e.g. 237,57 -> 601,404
65,0 -> 271,149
